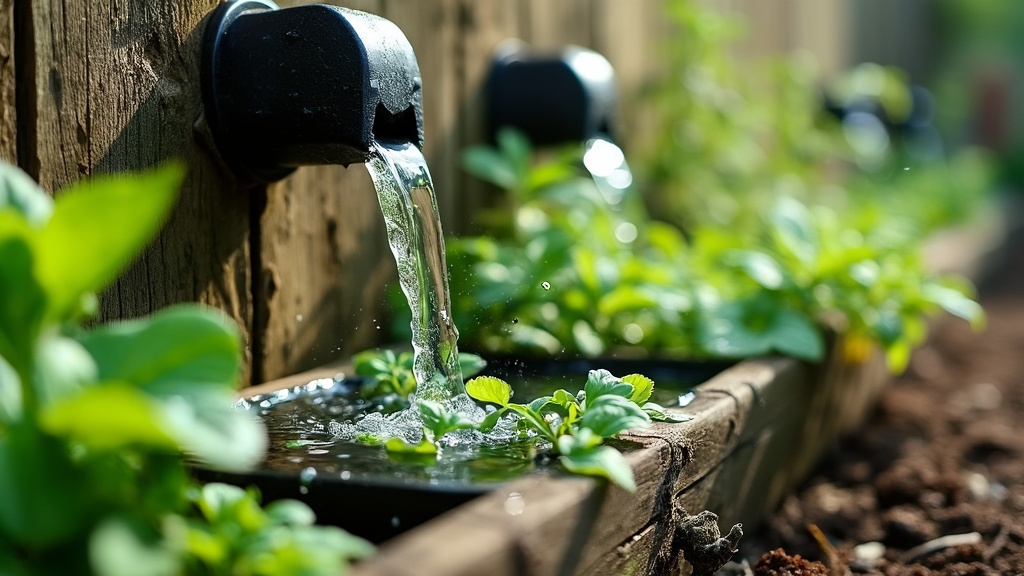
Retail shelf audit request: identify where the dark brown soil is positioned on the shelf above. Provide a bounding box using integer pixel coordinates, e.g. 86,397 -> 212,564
731,246 -> 1024,575
752,549 -> 829,576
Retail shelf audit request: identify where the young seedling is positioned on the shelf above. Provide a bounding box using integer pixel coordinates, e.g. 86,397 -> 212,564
465,369 -> 692,491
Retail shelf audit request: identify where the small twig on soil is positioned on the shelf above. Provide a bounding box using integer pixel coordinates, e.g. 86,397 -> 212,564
806,523 -> 845,576
984,524 -> 1009,562
899,532 -> 983,564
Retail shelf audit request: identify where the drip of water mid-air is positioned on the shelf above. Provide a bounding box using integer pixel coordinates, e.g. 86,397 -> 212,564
365,141 -> 465,403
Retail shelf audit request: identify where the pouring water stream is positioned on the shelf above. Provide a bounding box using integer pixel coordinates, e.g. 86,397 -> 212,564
365,141 -> 466,404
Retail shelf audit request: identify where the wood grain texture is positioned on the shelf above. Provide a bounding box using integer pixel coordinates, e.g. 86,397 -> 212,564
450,0 -> 522,235
521,0 -> 592,49
0,0 -> 14,163
24,0 -> 254,382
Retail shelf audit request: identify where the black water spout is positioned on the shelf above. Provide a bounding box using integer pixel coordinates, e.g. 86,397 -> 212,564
486,40 -> 616,147
201,0 -> 424,185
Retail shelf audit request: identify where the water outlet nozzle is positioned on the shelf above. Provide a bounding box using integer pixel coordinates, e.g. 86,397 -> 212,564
201,0 -> 424,184
487,40 -> 616,147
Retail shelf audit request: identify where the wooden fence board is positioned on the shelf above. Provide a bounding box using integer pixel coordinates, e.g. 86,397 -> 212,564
23,0 -> 255,381
0,0 -> 14,163
522,0 -> 593,49
451,0 -> 523,234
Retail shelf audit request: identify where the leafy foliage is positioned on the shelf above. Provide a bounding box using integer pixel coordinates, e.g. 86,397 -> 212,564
365,358 -> 690,490
353,349 -> 485,399
465,368 -> 690,491
0,163 -> 370,575
360,352 -> 688,485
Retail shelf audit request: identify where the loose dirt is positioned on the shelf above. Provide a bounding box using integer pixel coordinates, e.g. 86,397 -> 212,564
729,244 -> 1024,575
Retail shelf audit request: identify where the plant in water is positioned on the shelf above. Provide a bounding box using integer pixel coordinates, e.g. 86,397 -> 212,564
0,163 -> 371,575
377,362 -> 690,491
467,369 -> 690,492
353,348 -> 486,399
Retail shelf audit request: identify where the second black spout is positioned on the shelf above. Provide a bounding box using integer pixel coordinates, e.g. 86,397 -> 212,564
202,0 -> 424,185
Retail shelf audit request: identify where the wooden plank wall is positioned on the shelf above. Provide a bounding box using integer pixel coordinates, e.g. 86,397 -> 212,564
0,0 -> 14,162
4,0 -> 861,385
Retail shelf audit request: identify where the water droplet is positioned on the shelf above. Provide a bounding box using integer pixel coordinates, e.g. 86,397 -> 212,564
504,492 -> 525,516
307,449 -> 328,455
903,166 -> 910,171
391,516 -> 401,528
340,471 -> 351,480
299,466 -> 317,484
541,281 -> 551,290
298,485 -> 309,495
677,391 -> 697,407
512,317 -> 519,324
296,314 -> 304,322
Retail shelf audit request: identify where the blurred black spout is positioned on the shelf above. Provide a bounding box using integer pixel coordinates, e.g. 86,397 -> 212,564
201,0 -> 424,185
487,40 -> 616,147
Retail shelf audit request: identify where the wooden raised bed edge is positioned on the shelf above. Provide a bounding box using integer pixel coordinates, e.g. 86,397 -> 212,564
238,208 -> 1008,576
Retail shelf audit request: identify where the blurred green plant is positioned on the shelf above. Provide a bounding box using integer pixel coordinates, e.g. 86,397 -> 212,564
644,0 -> 994,236
0,163 -> 371,575
429,125 -> 984,371
353,348 -> 486,399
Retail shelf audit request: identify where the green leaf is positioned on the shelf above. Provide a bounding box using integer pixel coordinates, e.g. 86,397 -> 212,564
697,302 -> 773,358
922,283 -> 985,330
384,437 -> 438,458
33,333 -> 97,408
0,356 -> 21,423
579,395 -> 651,438
507,404 -> 557,443
35,163 -> 184,322
572,320 -> 605,357
0,163 -> 52,226
496,127 -> 531,180
476,408 -> 507,433
465,376 -> 512,407
417,400 -> 476,440
462,147 -> 519,190
622,374 -> 654,404
89,518 -> 181,576
264,499 -> 317,527
583,369 -> 634,404
725,250 -> 785,289
352,349 -> 396,376
559,441 -> 637,492
765,309 -> 824,361
0,425 -> 90,547
193,483 -> 264,531
40,381 -> 177,450
458,353 -> 487,378
79,304 -> 241,391
77,305 -> 262,470
770,197 -> 818,265
0,231 -> 47,375
642,402 -> 693,423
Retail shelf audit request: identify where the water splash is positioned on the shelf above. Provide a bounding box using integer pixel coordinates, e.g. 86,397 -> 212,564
366,141 -> 465,403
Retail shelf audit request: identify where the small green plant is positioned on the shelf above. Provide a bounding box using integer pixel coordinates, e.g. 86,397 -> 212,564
0,163 -> 371,575
378,364 -> 690,492
353,348 -> 486,399
467,369 -> 690,492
